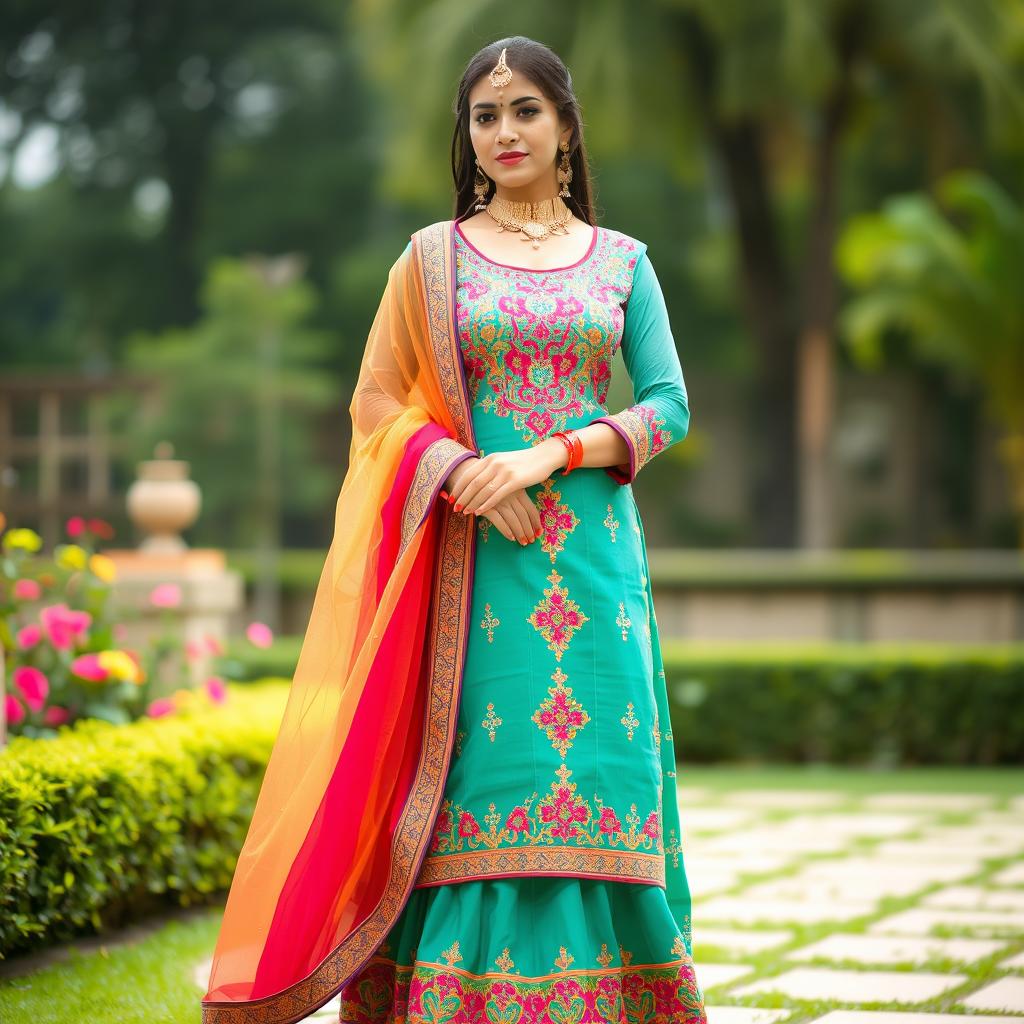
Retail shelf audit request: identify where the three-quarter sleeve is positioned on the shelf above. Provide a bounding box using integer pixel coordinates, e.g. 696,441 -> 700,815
587,248 -> 690,484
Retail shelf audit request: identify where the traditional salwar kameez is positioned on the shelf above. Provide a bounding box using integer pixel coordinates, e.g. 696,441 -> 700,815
338,222 -> 706,1023
201,219 -> 705,1024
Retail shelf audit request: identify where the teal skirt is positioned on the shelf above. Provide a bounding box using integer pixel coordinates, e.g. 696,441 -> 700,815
339,876 -> 705,1023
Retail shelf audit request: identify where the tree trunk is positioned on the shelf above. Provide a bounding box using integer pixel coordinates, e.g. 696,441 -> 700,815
675,13 -> 798,546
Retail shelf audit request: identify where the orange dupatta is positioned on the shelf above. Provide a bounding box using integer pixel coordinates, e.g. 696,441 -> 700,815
201,220 -> 477,1024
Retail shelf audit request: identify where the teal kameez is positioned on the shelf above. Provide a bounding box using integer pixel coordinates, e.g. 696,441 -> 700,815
340,223 -> 706,1024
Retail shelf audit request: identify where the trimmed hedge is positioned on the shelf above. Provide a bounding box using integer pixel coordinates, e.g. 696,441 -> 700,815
0,682 -> 287,960
664,642 -> 1024,765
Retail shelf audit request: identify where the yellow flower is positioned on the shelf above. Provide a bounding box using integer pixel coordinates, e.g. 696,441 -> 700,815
55,544 -> 88,570
3,528 -> 43,553
171,687 -> 198,709
89,553 -> 117,583
97,649 -> 143,684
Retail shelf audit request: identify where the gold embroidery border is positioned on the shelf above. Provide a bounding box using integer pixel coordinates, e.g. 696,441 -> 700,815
414,846 -> 667,887
400,436 -> 475,560
202,221 -> 476,1024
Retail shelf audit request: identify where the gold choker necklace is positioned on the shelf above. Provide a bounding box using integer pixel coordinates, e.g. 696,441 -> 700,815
484,195 -> 574,248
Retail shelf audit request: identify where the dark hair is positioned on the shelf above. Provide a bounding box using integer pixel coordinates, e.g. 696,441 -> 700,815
451,36 -> 597,225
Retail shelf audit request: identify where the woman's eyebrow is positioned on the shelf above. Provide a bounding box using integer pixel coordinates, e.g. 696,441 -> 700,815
471,95 -> 542,112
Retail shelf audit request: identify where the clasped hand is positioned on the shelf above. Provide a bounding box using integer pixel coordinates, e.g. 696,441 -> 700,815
442,448 -> 558,546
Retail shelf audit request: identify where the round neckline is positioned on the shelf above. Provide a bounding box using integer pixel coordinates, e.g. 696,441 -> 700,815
454,218 -> 600,272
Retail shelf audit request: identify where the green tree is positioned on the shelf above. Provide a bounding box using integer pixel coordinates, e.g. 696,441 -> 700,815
362,0 -> 1024,546
111,254 -> 338,622
837,170 -> 1024,547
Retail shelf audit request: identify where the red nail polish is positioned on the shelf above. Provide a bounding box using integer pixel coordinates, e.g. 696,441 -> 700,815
454,503 -> 462,512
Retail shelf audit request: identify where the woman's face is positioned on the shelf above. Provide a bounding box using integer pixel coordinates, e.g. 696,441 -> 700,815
467,67 -> 570,197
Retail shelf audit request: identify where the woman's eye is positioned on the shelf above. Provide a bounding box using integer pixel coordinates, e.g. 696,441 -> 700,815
475,107 -> 540,124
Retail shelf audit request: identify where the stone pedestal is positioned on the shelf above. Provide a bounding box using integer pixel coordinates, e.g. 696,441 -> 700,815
103,549 -> 244,696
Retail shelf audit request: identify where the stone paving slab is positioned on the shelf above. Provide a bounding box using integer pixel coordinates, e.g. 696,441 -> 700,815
685,850 -> 797,874
808,1012 -> 1021,1024
860,793 -> 997,812
993,862 -> 1024,885
871,840 -> 1001,862
696,896 -> 877,925
960,976 -> 1024,1012
1003,949 -> 1024,969
706,1008 -> 791,1024
696,927 -> 795,955
718,789 -> 844,809
786,933 -> 1007,966
869,907 -> 1024,935
682,807 -> 763,832
922,884 -> 1024,912
698,963 -> 756,989
797,858 -> 977,885
731,966 -> 966,1003
769,813 -> 925,837
740,874 -> 927,903
690,869 -> 747,896
698,830 -> 851,854
733,966 -> 968,1003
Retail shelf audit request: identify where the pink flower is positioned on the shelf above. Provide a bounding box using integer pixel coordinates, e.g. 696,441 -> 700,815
5,694 -> 25,726
204,633 -> 224,656
39,603 -> 92,651
87,518 -> 115,540
204,676 -> 228,704
246,621 -> 273,648
185,639 -> 205,660
146,698 -> 177,718
13,665 -> 49,712
43,705 -> 71,726
13,578 -> 41,601
17,624 -> 42,649
149,583 -> 182,608
66,516 -> 87,538
71,652 -> 109,682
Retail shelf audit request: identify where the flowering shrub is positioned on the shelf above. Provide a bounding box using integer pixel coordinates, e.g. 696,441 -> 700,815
1,511 -> 276,739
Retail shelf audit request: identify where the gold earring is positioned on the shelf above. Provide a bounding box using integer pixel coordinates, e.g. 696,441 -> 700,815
473,158 -> 490,210
557,141 -> 572,198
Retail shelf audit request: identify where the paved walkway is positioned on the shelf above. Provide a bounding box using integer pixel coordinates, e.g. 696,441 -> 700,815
193,784 -> 1024,1022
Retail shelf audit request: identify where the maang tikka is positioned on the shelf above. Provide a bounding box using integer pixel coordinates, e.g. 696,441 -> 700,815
472,46 -> 576,246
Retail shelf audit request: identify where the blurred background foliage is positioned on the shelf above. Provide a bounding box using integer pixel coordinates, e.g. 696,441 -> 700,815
1,0 -> 1023,549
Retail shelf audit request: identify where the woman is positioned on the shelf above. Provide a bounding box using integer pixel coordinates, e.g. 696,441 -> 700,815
202,36 -> 706,1024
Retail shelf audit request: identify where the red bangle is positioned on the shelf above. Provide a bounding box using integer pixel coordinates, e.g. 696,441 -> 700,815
552,430 -> 584,475
551,431 -> 574,473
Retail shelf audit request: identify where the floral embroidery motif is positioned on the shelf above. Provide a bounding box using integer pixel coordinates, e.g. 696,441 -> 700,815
554,946 -> 575,971
620,702 -> 639,740
664,828 -> 683,869
597,943 -> 614,968
495,947 -> 517,973
478,517 -> 492,542
536,763 -> 589,840
339,951 -> 708,1024
454,729 -> 465,758
616,601 -> 632,641
531,666 -> 591,757
526,568 -> 589,662
454,233 -> 634,446
480,602 -> 500,642
596,404 -> 674,478
535,477 -> 579,563
619,944 -> 634,967
427,761 -> 663,858
653,706 -> 661,753
441,940 -> 462,967
604,504 -> 619,542
481,702 -> 502,741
